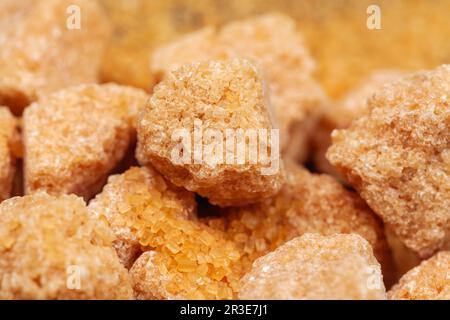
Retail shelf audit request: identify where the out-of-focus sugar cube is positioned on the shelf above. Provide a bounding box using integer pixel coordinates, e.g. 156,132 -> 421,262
0,108 -> 19,201
88,166 -> 197,269
312,71 -> 404,181
203,162 -> 395,286
388,251 -> 450,300
239,233 -> 386,300
327,65 -> 450,258
137,59 -> 285,207
150,14 -> 327,162
93,168 -> 242,299
23,84 -> 149,199
0,192 -> 133,299
0,0 -> 111,115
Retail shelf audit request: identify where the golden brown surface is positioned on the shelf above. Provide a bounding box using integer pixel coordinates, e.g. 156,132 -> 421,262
239,233 -> 386,300
0,192 -> 133,299
137,59 -> 285,207
88,166 -> 196,269
327,65 -> 450,258
23,84 -> 149,199
151,14 -> 327,158
313,70 -> 404,179
388,251 -> 450,300
100,0 -> 450,98
96,172 -> 242,300
0,108 -> 19,202
203,162 -> 394,286
0,0 -> 111,115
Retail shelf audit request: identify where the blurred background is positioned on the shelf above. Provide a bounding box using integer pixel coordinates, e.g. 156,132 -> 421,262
99,0 -> 450,97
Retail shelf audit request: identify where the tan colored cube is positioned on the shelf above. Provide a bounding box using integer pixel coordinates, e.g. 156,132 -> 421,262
0,108 -> 19,201
0,192 -> 133,299
203,162 -> 394,286
150,14 -> 327,161
388,251 -> 450,300
327,65 -> 450,258
23,84 -> 149,199
137,59 -> 285,207
0,0 -> 111,115
313,71 -> 404,180
88,166 -> 197,268
92,167 -> 242,299
239,233 -> 386,300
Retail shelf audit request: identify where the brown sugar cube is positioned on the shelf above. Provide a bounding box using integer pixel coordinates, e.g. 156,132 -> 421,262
203,162 -> 395,286
0,0 -> 111,115
88,166 -> 197,269
313,71 -> 404,180
327,65 -> 450,258
0,108 -> 19,201
150,14 -> 327,162
239,233 -> 386,300
137,59 -> 285,207
23,84 -> 149,199
388,251 -> 450,300
0,192 -> 133,299
92,169 -> 242,299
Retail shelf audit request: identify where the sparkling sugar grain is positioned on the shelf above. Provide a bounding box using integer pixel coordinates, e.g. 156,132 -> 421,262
0,192 -> 133,299
0,0 -> 111,115
0,108 -> 19,201
203,162 -> 394,286
150,14 -> 328,161
125,190 -> 242,299
89,168 -> 241,299
23,84 -> 149,199
239,233 -> 386,300
388,251 -> 450,300
137,59 -> 285,207
88,166 -> 197,269
327,65 -> 450,258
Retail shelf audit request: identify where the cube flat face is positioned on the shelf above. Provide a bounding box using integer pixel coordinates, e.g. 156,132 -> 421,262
0,192 -> 133,299
137,58 -> 285,207
0,108 -> 18,201
0,0 -> 111,115
327,65 -> 450,258
239,233 -> 386,300
388,251 -> 450,300
88,166 -> 196,269
23,84 -> 149,199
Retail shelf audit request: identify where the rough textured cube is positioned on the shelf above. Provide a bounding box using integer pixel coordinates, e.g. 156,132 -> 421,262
313,71 -> 404,180
137,59 -> 285,207
327,65 -> 450,258
0,0 -> 111,115
88,166 -> 197,268
0,192 -> 133,299
23,84 -> 149,199
203,162 -> 394,286
388,251 -> 450,300
99,173 -> 242,300
150,14 -> 327,162
0,108 -> 19,202
239,233 -> 386,300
